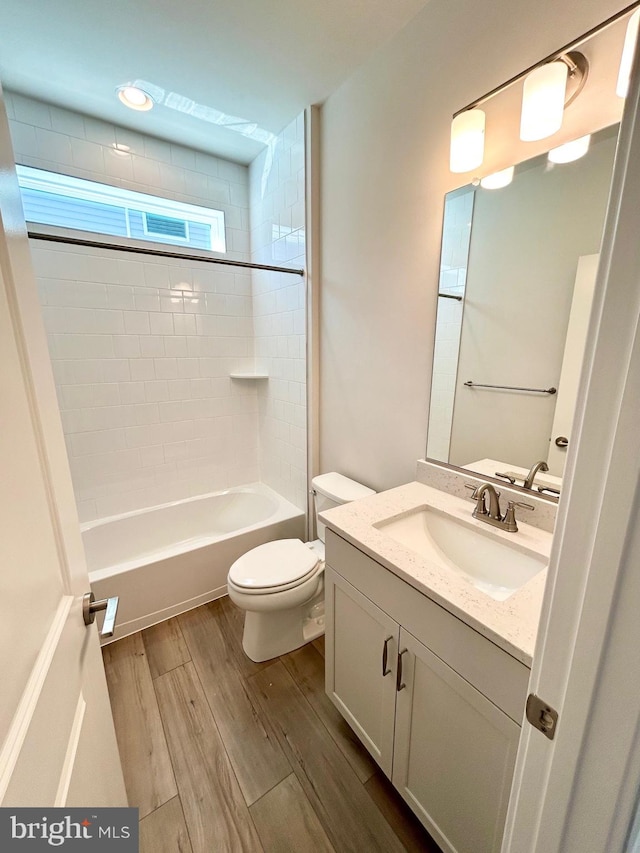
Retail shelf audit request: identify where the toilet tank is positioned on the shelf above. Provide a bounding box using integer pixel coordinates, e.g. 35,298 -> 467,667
312,473 -> 375,542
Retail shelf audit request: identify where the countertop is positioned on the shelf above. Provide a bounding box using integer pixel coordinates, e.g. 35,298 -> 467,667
319,481 -> 552,666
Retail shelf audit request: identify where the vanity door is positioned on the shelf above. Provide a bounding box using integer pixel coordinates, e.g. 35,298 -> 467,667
324,567 -> 399,777
392,628 -> 520,853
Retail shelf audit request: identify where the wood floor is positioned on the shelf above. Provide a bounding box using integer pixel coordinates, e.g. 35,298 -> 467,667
103,596 -> 442,853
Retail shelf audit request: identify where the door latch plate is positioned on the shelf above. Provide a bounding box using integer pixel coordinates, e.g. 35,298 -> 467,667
526,693 -> 558,740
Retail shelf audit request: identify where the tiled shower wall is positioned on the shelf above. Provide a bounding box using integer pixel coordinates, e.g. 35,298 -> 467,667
5,93 -> 258,521
249,115 -> 307,511
31,242 -> 256,522
426,187 -> 473,462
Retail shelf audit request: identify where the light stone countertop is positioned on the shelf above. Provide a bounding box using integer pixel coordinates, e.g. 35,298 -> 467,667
320,481 -> 552,667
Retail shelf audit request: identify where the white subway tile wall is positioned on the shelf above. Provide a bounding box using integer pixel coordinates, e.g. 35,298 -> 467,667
33,240 -> 258,522
249,114 -> 307,510
426,188 -> 473,462
7,93 -> 307,520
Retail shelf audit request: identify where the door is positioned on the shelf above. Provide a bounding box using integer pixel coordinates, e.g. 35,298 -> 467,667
546,254 -> 599,475
502,41 -> 640,853
324,567 -> 398,776
393,628 -> 519,853
0,86 -> 126,806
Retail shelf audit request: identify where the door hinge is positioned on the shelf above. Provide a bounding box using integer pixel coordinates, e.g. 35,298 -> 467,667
526,693 -> 558,740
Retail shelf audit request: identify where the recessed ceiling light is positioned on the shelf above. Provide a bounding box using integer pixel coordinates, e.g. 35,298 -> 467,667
117,85 -> 154,111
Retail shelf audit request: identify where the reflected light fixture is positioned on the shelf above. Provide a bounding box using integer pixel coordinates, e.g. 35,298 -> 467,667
520,61 -> 568,142
548,134 -> 591,164
450,109 -> 485,173
117,85 -> 154,111
617,8 -> 640,97
480,166 -> 515,189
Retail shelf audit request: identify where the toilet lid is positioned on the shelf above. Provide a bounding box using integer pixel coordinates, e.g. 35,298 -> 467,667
228,539 -> 320,591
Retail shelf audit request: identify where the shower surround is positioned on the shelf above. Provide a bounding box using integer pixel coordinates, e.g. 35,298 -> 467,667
6,93 -> 307,521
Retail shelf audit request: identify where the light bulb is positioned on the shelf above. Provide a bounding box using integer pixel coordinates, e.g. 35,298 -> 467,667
117,85 -> 154,112
617,9 -> 640,98
450,109 -> 485,173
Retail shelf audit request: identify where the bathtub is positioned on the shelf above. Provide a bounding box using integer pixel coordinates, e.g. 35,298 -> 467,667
85,483 -> 305,642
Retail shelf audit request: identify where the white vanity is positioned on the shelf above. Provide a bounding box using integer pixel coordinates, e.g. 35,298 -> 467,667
320,480 -> 551,853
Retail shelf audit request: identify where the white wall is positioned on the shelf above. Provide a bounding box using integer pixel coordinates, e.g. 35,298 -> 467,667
249,115 -> 307,510
319,0 -> 627,492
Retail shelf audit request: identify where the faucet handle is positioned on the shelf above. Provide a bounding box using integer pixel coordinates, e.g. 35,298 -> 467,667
537,486 -> 560,496
502,500 -> 535,532
464,483 -> 479,499
509,501 -> 535,511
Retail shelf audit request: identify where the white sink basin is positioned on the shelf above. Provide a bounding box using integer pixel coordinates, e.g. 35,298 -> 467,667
374,506 -> 547,601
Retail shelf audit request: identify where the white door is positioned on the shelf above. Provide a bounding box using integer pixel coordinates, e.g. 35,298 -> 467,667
546,254 -> 599,475
0,87 -> 126,807
392,628 -> 519,853
324,568 -> 399,776
502,44 -> 640,853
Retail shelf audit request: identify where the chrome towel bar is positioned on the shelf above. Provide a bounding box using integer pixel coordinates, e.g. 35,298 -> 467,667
464,380 -> 557,395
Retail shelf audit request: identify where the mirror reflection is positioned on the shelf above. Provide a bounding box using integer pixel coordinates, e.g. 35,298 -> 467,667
427,124 -> 618,494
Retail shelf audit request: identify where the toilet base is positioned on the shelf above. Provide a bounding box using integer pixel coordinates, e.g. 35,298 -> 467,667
241,590 -> 325,662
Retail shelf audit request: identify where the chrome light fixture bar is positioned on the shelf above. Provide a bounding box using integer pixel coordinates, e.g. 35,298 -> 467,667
450,0 -> 640,173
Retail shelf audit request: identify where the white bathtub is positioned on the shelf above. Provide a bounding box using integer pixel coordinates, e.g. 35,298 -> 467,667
85,483 -> 305,642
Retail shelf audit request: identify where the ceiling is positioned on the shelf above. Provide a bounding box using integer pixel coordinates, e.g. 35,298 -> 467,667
0,0 -> 430,164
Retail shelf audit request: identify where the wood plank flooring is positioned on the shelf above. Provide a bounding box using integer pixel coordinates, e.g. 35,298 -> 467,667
103,598 -> 441,852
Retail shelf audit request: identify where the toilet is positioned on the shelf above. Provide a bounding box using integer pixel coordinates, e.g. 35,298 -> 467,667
227,472 -> 375,662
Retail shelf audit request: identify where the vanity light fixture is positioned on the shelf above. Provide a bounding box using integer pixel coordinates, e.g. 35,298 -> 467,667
548,134 -> 591,163
617,8 -> 640,97
448,2 -> 640,175
480,166 -> 514,189
116,85 -> 155,111
449,109 -> 485,173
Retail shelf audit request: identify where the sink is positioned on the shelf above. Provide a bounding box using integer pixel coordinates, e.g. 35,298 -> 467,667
374,505 -> 547,601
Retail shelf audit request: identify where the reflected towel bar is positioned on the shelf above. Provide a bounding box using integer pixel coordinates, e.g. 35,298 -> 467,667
438,292 -> 463,301
464,381 -> 557,395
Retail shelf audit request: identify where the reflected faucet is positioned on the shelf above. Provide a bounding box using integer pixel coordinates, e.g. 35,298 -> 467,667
523,460 -> 549,490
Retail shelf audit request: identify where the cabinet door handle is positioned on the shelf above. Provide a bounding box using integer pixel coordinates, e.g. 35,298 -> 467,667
396,648 -> 408,691
382,636 -> 393,676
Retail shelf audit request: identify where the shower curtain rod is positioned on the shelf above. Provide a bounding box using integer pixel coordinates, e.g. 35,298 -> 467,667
27,231 -> 305,276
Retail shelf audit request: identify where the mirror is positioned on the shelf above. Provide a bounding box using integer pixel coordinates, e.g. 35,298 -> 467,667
426,123 -> 619,495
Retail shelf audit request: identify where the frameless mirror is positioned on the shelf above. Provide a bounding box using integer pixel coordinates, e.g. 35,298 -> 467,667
426,123 -> 619,495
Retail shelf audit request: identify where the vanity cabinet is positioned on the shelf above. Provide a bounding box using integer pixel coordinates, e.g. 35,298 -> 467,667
324,529 -> 528,853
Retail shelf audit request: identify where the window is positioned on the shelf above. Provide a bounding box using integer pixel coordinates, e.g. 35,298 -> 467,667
16,166 -> 226,253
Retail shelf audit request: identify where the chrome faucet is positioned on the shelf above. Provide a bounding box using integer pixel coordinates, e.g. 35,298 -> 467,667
465,482 -> 534,532
523,460 -> 549,490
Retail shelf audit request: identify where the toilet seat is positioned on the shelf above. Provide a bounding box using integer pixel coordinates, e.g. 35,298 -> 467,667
228,539 -> 320,594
